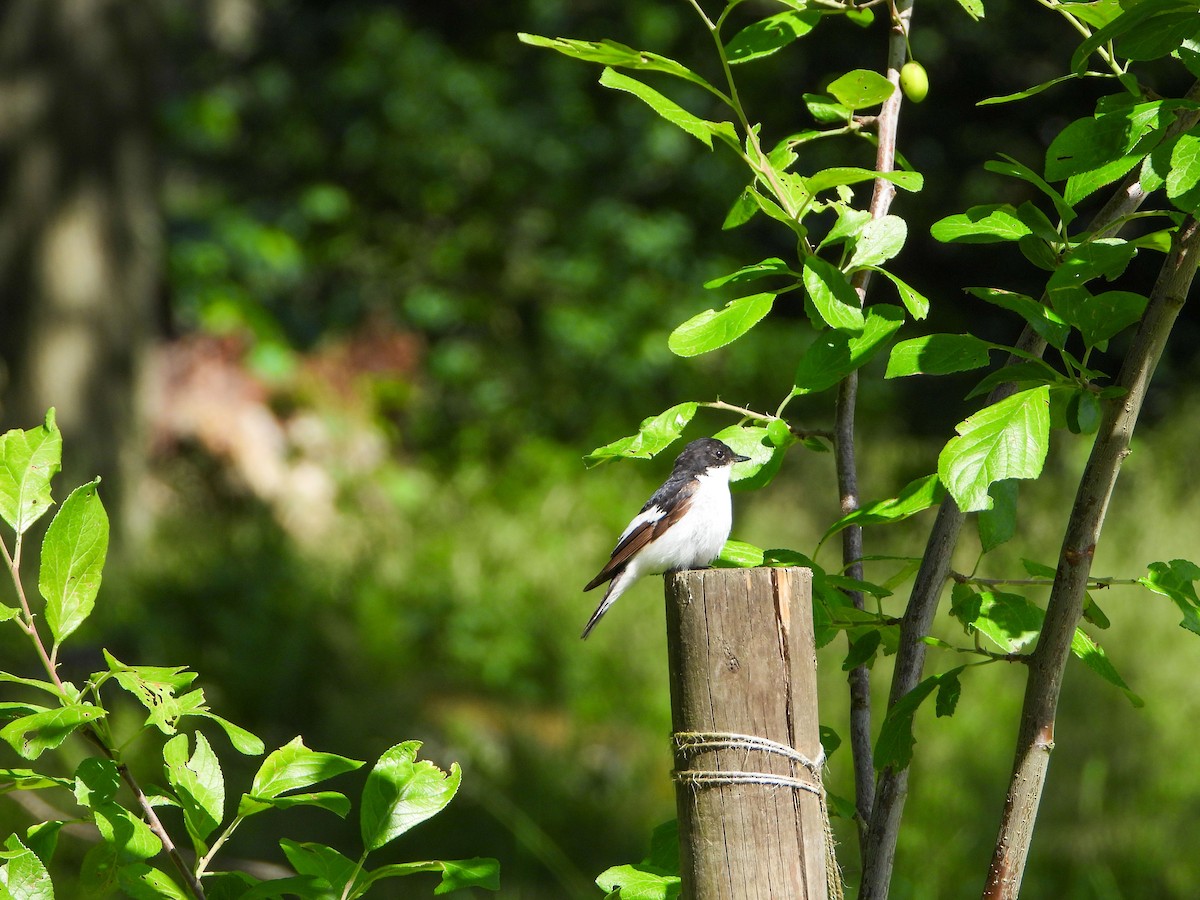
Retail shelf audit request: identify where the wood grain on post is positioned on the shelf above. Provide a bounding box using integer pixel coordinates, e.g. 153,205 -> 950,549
665,567 -> 832,900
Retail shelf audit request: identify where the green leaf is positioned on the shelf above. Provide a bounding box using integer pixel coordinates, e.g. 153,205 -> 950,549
805,167 -> 922,194
978,74 -> 1082,106
848,215 -> 907,269
1072,0 -> 1199,72
711,425 -> 781,490
874,675 -> 940,770
804,93 -> 851,124
953,588 -> 1042,652
104,653 -> 206,737
352,858 -> 502,896
584,403 -> 699,467
163,732 -> 224,844
1139,559 -> 1200,635
1054,289 -> 1148,348
937,387 -> 1051,512
40,478 -> 109,645
868,267 -> 930,320
598,68 -> 737,151
0,674 -> 62,697
802,256 -> 863,331
931,205 -> 1031,243
1065,391 -> 1099,436
954,0 -> 985,20
822,474 -> 944,542
819,206 -> 873,250
716,540 -> 765,568
197,712 -> 265,756
793,304 -> 905,395
23,821 -> 62,870
1071,630 -> 1143,706
722,187 -> 759,230
1045,103 -> 1169,181
360,741 -> 462,853
703,258 -> 796,289
1166,130 -> 1200,212
842,630 -> 882,671
0,409 -> 62,535
935,669 -> 964,718
0,768 -> 73,793
725,11 -> 820,64
885,334 -> 993,378
93,800 -> 161,861
1,704 -> 104,760
596,863 -> 681,899
249,790 -> 351,817
117,863 -> 190,900
278,839 -> 356,892
1022,558 -> 1058,578
74,757 -> 121,808
249,737 -> 362,802
1046,239 -> 1137,293
966,288 -> 1070,350
668,293 -> 775,357
827,69 -> 895,110
978,479 -> 1018,553
516,34 -> 716,93
1,835 -> 54,900
985,154 -> 1076,226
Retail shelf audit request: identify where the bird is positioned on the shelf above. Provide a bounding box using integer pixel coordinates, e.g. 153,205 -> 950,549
581,437 -> 750,639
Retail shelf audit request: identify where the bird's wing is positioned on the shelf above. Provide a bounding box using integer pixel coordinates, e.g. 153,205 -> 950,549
583,479 -> 697,592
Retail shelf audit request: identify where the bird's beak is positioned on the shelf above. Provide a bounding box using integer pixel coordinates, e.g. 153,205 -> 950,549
733,453 -> 751,463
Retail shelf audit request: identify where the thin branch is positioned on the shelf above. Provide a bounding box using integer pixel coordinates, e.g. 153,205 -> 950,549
948,571 -> 1139,589
983,214 -> 1200,899
837,0 -> 914,853
84,730 -> 209,900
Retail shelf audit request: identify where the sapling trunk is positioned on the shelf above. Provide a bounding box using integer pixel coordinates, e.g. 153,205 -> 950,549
983,215 -> 1200,898
835,0 -> 915,845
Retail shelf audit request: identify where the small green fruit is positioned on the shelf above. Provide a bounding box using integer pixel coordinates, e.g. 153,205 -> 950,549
900,61 -> 929,103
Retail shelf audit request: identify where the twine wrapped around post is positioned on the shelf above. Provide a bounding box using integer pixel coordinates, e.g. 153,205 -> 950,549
665,567 -> 840,900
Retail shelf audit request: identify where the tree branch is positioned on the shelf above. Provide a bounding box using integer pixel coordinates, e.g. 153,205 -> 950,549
836,0 -> 914,862
983,214 -> 1200,899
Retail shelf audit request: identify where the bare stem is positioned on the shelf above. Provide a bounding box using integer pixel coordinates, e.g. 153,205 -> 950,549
983,215 -> 1200,899
836,0 -> 915,851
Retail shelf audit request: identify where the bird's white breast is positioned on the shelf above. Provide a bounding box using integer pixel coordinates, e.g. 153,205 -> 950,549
636,466 -> 733,575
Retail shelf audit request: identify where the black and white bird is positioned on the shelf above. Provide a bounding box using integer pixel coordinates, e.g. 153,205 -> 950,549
581,437 -> 750,639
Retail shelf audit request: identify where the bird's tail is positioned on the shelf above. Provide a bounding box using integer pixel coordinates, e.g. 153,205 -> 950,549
581,578 -> 625,640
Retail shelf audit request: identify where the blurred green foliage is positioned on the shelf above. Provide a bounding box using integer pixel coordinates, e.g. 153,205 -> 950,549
2,0 -> 1199,897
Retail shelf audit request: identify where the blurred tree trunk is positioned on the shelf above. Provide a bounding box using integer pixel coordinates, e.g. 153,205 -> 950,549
0,0 -> 162,534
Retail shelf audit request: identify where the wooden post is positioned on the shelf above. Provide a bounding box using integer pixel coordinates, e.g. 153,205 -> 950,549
665,567 -> 834,900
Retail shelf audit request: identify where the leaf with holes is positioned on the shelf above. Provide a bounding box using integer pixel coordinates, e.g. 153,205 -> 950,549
0,409 -> 62,535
